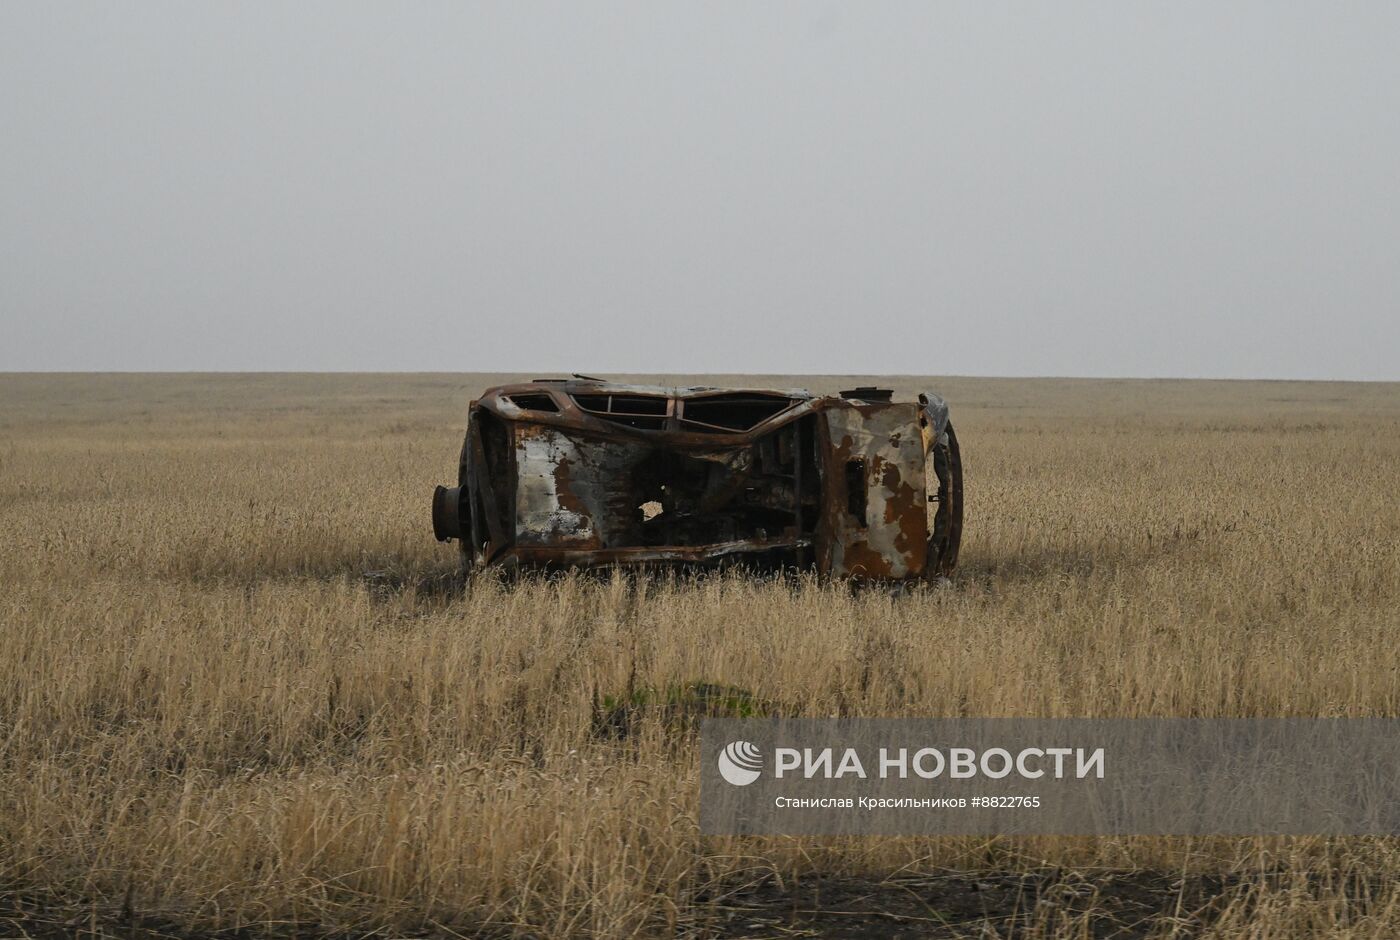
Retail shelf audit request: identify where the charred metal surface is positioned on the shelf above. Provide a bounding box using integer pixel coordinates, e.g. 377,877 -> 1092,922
432,379 -> 963,581
819,401 -> 928,579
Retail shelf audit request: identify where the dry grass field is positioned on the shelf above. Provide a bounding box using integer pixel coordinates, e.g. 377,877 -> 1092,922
1,372 -> 1398,939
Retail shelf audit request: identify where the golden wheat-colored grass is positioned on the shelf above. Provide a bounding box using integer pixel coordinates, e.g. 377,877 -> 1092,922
1,373 -> 1398,937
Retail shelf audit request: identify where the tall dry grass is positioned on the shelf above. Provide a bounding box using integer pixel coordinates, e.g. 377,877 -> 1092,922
1,373 -> 1398,937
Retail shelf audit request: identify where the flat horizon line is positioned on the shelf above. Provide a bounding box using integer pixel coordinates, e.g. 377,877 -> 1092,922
1,370 -> 1396,385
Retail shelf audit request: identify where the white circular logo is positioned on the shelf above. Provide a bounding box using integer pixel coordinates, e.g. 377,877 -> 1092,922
718,740 -> 763,786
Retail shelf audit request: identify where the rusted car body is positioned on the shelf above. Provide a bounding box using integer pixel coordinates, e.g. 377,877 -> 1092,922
432,379 -> 962,581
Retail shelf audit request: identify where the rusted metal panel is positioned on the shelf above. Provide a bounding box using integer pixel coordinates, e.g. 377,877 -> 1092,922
513,426 -> 600,548
818,401 -> 929,579
512,424 -> 655,549
433,379 -> 963,582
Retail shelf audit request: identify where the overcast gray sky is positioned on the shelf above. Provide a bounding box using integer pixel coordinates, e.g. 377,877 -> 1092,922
2,2 -> 1397,379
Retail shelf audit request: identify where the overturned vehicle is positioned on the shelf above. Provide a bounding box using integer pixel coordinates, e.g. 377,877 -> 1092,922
432,379 -> 962,581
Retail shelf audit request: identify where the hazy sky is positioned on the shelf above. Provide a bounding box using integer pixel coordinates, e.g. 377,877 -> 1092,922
3,3 -> 1397,379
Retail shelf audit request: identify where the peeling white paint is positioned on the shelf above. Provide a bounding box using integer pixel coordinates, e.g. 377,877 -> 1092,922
514,430 -> 595,546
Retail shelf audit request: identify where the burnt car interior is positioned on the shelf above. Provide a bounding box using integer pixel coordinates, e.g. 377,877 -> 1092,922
627,415 -> 819,549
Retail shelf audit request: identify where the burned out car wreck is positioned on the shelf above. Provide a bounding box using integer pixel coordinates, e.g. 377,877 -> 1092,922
432,379 -> 962,582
